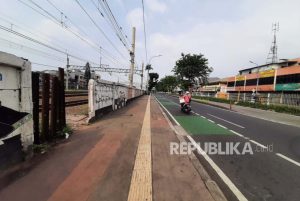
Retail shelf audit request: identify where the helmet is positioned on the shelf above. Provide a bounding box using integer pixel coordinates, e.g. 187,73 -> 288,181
186,91 -> 190,94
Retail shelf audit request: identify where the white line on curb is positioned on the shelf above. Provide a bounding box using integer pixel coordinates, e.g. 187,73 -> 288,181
249,140 -> 267,149
276,153 -> 300,167
229,130 -> 245,138
217,124 -> 228,129
187,135 -> 248,201
156,95 -> 248,201
207,113 -> 245,129
208,119 -> 215,123
155,96 -> 180,126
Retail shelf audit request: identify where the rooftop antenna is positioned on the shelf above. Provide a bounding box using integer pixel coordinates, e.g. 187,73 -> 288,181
266,22 -> 279,64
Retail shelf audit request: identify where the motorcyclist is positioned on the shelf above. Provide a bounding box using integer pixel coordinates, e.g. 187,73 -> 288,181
179,91 -> 185,107
183,91 -> 191,104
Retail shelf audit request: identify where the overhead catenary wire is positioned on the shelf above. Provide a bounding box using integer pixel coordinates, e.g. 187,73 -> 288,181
74,0 -> 128,60
141,0 -> 148,62
0,36 -> 66,62
7,0 -> 134,85
91,0 -> 130,50
17,0 -> 127,67
0,24 -> 99,64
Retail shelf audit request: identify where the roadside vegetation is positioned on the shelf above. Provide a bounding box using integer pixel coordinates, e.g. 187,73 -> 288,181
193,96 -> 300,116
153,53 -> 212,92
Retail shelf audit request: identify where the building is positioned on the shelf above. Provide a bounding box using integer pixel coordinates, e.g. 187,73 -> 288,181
199,58 -> 300,106
41,69 -> 101,90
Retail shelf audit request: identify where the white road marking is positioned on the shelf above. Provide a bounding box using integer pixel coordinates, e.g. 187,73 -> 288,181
276,153 -> 300,167
230,130 -> 245,138
201,115 -> 206,119
156,95 -> 248,201
249,140 -> 267,149
187,135 -> 248,201
208,119 -> 215,123
217,124 -> 228,129
207,113 -> 245,129
155,96 -> 180,126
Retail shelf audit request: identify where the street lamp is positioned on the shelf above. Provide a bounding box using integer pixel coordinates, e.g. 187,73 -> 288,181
146,54 -> 162,92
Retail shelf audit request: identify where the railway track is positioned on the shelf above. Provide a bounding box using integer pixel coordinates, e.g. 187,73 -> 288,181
39,91 -> 88,111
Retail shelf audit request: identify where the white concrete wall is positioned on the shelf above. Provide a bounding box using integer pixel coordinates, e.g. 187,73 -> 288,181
88,79 -> 144,121
0,51 -> 33,151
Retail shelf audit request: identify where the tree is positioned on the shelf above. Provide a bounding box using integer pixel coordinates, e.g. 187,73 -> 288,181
173,53 -> 212,90
156,75 -> 178,92
148,72 -> 159,91
84,62 -> 91,87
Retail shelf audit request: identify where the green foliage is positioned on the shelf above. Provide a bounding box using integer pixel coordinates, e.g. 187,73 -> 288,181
148,72 -> 159,91
173,53 -> 212,90
145,64 -> 153,71
156,75 -> 178,92
193,96 -> 300,116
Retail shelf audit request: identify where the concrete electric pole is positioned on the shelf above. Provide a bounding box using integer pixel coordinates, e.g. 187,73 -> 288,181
129,27 -> 136,87
66,54 -> 69,90
140,62 -> 144,90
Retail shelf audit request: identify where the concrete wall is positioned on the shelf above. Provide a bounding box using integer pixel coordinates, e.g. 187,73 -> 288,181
88,79 -> 144,121
0,51 -> 33,152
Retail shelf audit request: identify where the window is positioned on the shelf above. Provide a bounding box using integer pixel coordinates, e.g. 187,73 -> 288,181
227,81 -> 235,87
246,79 -> 257,86
235,80 -> 245,86
259,77 -> 274,85
276,73 -> 300,84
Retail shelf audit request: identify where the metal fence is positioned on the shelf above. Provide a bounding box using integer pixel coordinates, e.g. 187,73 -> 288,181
192,91 -> 300,107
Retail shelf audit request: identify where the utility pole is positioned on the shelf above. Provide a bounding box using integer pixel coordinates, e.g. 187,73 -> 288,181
66,54 -> 69,90
140,62 -> 144,90
129,27 -> 136,87
100,46 -> 102,67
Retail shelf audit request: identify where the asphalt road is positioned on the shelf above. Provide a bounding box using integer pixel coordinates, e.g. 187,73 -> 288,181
155,93 -> 300,201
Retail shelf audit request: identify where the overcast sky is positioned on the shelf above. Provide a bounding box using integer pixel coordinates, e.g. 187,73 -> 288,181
0,0 -> 300,85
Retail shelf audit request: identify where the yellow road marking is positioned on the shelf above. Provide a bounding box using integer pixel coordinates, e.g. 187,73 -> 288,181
127,96 -> 152,201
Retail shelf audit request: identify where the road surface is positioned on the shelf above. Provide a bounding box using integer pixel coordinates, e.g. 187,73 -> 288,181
155,93 -> 300,201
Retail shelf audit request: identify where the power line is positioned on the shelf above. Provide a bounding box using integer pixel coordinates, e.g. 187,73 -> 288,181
91,0 -> 129,49
0,36 -> 66,62
141,0 -> 148,62
31,62 -> 60,68
17,0 -> 126,67
0,23 -> 98,64
95,0 -> 130,50
74,0 -> 128,60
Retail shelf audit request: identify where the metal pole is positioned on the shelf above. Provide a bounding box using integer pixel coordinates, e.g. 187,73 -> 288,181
50,76 -> 58,139
129,27 -> 136,87
140,62 -> 144,90
42,73 -> 50,142
32,72 -> 40,144
66,54 -> 69,90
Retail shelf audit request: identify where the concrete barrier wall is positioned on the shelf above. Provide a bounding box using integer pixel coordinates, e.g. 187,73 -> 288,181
0,52 -> 33,154
88,79 -> 144,122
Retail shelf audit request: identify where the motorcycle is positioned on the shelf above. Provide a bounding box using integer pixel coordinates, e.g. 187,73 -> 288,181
179,96 -> 191,114
181,103 -> 191,114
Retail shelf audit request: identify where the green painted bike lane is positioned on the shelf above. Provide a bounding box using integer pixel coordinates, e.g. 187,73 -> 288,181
156,96 -> 233,136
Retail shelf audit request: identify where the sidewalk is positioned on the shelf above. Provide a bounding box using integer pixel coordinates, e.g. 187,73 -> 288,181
0,95 -> 214,201
193,98 -> 300,128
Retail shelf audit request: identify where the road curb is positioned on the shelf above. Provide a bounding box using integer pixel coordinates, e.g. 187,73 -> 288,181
155,97 -> 228,201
